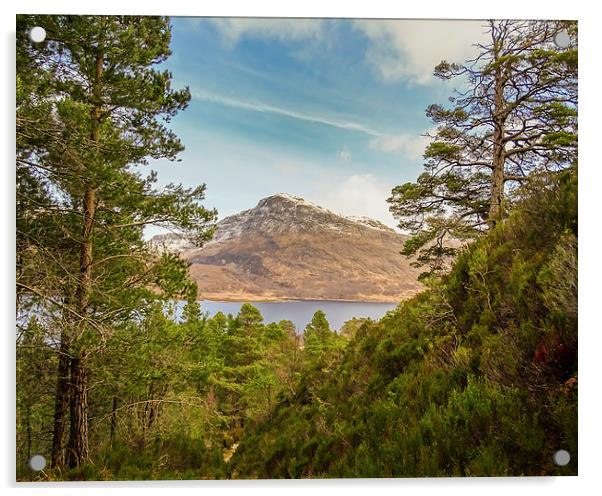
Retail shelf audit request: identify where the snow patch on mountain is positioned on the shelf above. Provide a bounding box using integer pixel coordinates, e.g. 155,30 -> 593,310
345,216 -> 395,232
150,193 -> 396,252
148,232 -> 197,253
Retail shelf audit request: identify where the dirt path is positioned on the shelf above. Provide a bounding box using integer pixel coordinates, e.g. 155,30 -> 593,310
223,442 -> 239,463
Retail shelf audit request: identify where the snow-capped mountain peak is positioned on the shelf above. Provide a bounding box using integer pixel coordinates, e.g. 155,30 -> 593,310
148,193 -> 421,302
150,193 -> 395,252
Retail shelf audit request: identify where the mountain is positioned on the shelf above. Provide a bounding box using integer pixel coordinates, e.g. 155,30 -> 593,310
150,193 -> 423,302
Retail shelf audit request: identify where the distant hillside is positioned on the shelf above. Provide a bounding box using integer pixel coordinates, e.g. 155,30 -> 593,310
150,193 -> 422,302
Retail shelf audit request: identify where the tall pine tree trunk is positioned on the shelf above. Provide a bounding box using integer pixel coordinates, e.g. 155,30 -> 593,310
66,356 -> 89,467
489,135 -> 505,226
50,334 -> 70,468
25,403 -> 32,462
66,45 -> 103,468
488,40 -> 507,228
66,185 -> 96,467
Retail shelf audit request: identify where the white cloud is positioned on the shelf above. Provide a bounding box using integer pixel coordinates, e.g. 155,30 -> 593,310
353,19 -> 487,85
369,129 -> 435,160
206,18 -> 325,46
202,18 -> 487,86
316,174 -> 397,228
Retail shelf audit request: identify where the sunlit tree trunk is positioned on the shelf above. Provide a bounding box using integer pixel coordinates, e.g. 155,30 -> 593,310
66,45 -> 103,468
489,43 -> 507,227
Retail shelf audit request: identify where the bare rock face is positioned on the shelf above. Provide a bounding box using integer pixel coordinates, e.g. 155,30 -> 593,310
150,193 -> 423,302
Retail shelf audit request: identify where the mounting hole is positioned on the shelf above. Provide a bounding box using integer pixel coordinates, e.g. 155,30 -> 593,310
28,454 -> 47,471
553,30 -> 570,49
553,449 -> 570,466
28,26 -> 46,43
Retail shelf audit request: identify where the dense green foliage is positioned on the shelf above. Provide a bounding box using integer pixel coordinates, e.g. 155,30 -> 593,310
16,168 -> 578,480
17,303 -> 328,480
231,168 -> 577,478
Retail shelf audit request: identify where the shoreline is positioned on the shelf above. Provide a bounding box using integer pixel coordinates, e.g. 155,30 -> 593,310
196,295 -> 414,304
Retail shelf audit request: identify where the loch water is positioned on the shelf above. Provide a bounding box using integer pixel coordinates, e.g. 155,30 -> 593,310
190,299 -> 398,332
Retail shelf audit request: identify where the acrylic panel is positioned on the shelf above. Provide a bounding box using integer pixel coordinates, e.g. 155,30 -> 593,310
15,15 -> 577,481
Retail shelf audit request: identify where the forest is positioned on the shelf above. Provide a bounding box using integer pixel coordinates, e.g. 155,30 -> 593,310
16,16 -> 577,479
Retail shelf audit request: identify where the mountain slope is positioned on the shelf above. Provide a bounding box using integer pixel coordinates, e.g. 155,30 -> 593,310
150,193 -> 422,302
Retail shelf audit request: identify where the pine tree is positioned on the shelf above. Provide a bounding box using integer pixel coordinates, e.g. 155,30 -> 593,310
303,310 -> 334,357
16,15 -> 216,468
387,20 -> 577,275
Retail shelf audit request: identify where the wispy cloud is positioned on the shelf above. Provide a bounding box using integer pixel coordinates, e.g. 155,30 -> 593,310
200,18 -> 486,86
192,90 -> 381,137
192,90 -> 435,161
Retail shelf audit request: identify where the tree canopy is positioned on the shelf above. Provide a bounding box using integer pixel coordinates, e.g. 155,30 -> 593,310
388,20 -> 577,276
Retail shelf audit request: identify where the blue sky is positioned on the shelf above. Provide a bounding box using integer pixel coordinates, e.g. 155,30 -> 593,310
147,18 -> 488,234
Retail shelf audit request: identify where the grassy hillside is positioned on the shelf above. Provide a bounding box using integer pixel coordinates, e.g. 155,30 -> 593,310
230,168 -> 577,478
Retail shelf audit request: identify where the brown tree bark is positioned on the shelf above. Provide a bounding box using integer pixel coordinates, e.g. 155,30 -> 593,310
488,30 -> 507,228
65,156 -> 97,469
25,403 -> 32,462
66,356 -> 89,467
50,335 -> 70,468
66,45 -> 103,468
